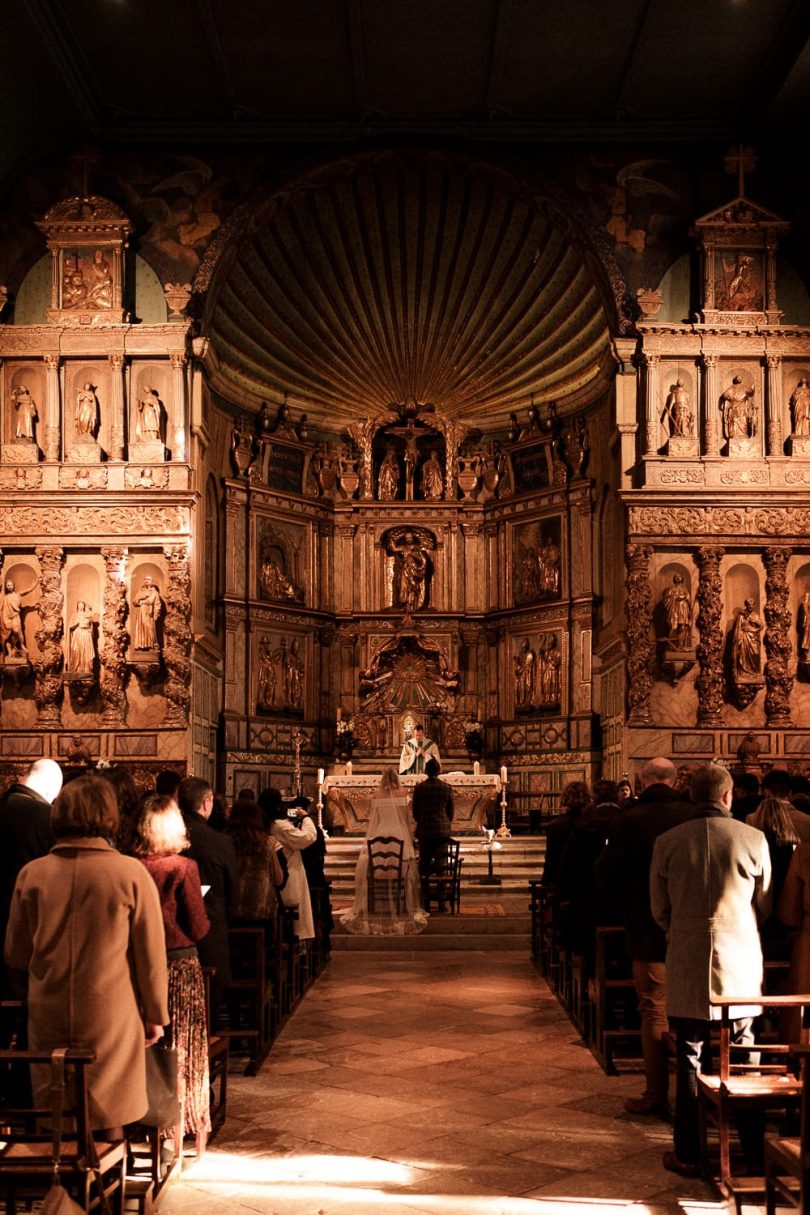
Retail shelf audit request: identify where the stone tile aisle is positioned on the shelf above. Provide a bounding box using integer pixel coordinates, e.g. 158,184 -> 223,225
159,953 -> 732,1215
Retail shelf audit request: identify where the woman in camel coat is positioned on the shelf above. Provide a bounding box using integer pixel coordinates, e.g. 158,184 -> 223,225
4,774 -> 168,1132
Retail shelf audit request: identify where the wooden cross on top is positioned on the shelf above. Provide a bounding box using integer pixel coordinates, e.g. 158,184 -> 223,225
724,144 -> 757,198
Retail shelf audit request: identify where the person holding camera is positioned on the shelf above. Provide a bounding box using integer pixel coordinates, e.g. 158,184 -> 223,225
258,789 -> 316,940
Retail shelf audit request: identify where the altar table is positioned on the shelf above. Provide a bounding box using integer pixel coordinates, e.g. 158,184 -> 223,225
321,772 -> 502,834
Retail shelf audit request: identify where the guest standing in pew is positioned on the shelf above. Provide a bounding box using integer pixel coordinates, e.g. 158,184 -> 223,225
131,794 -> 211,1153
178,776 -> 239,1030
746,797 -> 798,963
227,798 -> 287,921
5,775 -> 168,1136
259,788 -> 317,940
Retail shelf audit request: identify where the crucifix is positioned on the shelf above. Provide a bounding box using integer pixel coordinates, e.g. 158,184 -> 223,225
386,420 -> 422,501
724,143 -> 757,198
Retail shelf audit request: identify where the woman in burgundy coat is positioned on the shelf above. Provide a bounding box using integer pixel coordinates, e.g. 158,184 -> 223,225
131,794 -> 211,1150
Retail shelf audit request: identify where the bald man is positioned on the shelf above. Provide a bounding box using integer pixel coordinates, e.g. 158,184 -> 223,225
0,758 -> 63,997
595,757 -> 692,1118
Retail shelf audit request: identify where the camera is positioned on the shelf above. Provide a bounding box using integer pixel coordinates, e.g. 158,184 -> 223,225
286,807 -> 299,819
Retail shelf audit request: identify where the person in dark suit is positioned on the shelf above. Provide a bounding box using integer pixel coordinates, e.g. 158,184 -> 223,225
411,758 -> 454,911
595,757 -> 692,1118
0,758 -> 63,998
178,776 -> 239,1030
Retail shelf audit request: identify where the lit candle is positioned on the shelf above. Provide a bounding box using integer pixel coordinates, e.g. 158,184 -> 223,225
500,765 -> 507,783
336,708 -> 343,721
317,768 -> 325,787
473,761 -> 480,777
346,761 -> 352,776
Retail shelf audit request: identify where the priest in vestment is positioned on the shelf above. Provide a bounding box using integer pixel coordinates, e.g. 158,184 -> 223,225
399,724 -> 441,775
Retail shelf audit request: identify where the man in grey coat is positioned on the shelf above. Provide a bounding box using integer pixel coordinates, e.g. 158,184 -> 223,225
650,764 -> 771,1176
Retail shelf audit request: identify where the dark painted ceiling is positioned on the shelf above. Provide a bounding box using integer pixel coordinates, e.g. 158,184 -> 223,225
4,0 -> 810,431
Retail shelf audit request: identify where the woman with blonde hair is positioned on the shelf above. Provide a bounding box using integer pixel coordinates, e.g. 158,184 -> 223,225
130,794 -> 211,1152
341,766 -> 427,935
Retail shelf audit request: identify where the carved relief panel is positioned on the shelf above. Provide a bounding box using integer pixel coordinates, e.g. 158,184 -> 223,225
255,519 -> 306,605
511,517 -> 562,606
512,631 -> 563,716
255,630 -> 306,717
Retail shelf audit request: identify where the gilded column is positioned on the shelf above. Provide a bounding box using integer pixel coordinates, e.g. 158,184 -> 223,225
766,241 -> 778,313
704,245 -> 715,311
42,353 -> 60,462
695,546 -> 725,726
163,543 -> 193,726
100,546 -> 129,724
170,353 -> 187,461
766,355 -> 783,456
763,546 -> 793,727
702,354 -> 720,456
625,543 -> 654,725
33,546 -> 64,726
642,354 -> 660,456
108,352 -> 125,460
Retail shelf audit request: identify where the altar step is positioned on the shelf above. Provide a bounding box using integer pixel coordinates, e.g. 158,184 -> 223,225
323,835 -> 546,898
325,835 -> 543,952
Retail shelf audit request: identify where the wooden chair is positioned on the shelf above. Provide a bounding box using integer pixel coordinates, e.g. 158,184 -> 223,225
0,1047 -> 127,1214
697,995 -> 810,1200
202,967 -> 229,1139
422,839 -> 462,914
366,836 -> 405,916
765,1043 -> 810,1215
226,925 -> 274,1076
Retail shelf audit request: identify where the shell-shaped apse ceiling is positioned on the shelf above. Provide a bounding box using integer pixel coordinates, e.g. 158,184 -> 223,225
206,156 -> 614,431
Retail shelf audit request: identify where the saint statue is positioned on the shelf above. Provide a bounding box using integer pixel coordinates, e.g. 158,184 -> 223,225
75,383 -> 98,438
399,723 -> 440,775
798,591 -> 810,659
389,531 -> 429,614
136,386 -> 162,442
86,249 -> 113,309
518,548 -> 540,601
514,639 -> 537,709
736,732 -> 761,768
11,385 -> 37,442
0,577 -> 35,658
791,378 -> 810,437
67,601 -> 96,673
720,375 -> 756,440
540,635 -> 562,704
282,638 -> 304,709
661,574 -> 693,649
257,637 -> 276,708
62,253 -> 87,309
664,379 -> 694,438
731,598 -> 763,677
420,450 -> 444,500
377,447 -> 399,499
132,576 -> 163,650
539,537 -> 561,594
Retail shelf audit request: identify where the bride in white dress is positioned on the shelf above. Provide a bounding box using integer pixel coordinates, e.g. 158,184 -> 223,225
340,767 -> 428,936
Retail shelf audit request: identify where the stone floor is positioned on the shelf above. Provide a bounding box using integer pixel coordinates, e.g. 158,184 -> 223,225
158,952 -> 738,1215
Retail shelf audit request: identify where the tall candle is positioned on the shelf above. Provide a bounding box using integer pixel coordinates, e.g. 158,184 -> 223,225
317,768 -> 325,786
500,765 -> 507,783
473,761 -> 480,777
346,761 -> 352,776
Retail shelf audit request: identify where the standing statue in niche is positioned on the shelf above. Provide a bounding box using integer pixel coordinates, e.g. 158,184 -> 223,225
514,639 -> 537,710
257,637 -> 276,708
390,531 -> 429,614
540,635 -> 562,704
661,574 -> 693,649
136,386 -> 162,442
798,591 -> 810,661
664,379 -> 694,438
539,537 -> 561,595
0,577 -> 35,658
132,576 -> 162,651
67,601 -> 97,673
75,383 -> 98,438
377,447 -> 399,499
259,554 -> 299,602
791,378 -> 810,437
721,375 -> 756,440
731,598 -> 763,677
518,548 -> 540,601
420,450 -> 444,501
11,385 -> 37,442
283,638 -> 304,710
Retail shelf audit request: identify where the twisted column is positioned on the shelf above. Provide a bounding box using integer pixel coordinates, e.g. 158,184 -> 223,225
696,546 -> 725,726
763,546 -> 793,726
100,546 -> 129,724
33,547 -> 64,726
625,543 -> 654,725
163,544 -> 192,726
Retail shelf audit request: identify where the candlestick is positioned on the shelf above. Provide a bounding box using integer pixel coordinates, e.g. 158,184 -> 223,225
473,760 -> 480,777
317,767 -> 324,787
346,760 -> 352,776
500,765 -> 507,784
496,775 -> 511,839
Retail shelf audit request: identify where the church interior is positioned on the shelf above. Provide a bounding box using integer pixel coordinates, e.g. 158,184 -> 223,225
4,2 -> 810,1211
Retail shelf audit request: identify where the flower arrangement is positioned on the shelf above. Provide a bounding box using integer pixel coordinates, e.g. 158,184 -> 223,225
463,714 -> 484,757
335,711 -> 355,758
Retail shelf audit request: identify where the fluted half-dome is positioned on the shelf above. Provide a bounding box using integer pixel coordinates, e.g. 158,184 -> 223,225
205,152 -> 615,431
